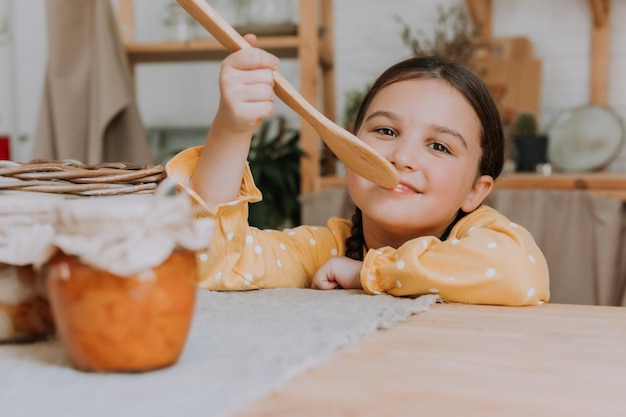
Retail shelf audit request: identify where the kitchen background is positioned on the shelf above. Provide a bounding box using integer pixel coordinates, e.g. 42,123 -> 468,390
0,0 -> 625,169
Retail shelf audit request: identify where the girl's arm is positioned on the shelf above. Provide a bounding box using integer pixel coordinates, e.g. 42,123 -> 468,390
359,206 -> 550,306
190,34 -> 280,206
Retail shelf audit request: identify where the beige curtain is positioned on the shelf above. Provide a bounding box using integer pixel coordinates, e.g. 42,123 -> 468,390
486,189 -> 625,306
33,0 -> 153,165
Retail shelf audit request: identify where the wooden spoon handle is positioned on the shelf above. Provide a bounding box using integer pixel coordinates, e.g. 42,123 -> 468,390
177,0 -> 248,52
176,0 -> 399,190
176,0 -> 316,120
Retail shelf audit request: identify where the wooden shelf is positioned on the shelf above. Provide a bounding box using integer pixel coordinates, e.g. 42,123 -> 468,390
117,0 -> 336,195
125,36 -> 300,64
495,173 -> 626,200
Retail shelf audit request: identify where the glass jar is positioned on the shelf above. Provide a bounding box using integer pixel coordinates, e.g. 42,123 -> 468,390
0,193 -> 58,343
162,0 -> 195,41
44,250 -> 197,372
239,0 -> 297,36
192,0 -> 248,39
0,264 -> 55,343
43,188 -> 213,372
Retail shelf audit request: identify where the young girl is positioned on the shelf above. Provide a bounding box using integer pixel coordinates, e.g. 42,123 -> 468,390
167,35 -> 550,306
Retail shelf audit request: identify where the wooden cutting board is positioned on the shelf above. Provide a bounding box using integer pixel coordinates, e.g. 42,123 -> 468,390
471,36 -> 542,123
475,36 -> 535,60
472,57 -> 542,124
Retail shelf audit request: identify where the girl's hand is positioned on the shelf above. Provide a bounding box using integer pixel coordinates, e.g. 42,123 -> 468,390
216,34 -> 280,137
312,257 -> 363,290
190,34 -> 280,205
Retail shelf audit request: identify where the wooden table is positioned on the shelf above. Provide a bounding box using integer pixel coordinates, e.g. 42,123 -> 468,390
236,302 -> 626,417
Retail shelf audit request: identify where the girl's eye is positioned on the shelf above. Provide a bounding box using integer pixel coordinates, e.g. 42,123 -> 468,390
429,142 -> 450,153
374,127 -> 397,137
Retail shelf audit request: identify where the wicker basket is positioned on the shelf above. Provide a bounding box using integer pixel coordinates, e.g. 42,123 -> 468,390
0,159 -> 166,196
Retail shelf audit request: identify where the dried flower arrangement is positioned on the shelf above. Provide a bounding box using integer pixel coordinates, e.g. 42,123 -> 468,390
395,4 -> 480,65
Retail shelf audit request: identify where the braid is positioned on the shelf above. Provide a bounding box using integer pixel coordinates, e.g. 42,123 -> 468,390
345,207 -> 365,261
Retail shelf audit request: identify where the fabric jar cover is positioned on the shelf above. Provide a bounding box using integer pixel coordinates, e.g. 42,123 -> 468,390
0,193 -> 60,342
51,180 -> 214,276
0,194 -> 60,267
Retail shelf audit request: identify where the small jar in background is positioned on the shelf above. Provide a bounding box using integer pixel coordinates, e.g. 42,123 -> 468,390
238,0 -> 297,36
0,195 -> 58,343
535,163 -> 552,176
44,188 -> 213,372
162,0 -> 195,41
191,0 -> 248,40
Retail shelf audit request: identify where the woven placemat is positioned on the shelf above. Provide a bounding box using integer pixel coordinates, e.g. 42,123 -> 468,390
0,159 -> 166,196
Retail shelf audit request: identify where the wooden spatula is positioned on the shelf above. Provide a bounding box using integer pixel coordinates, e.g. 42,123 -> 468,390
176,0 -> 399,189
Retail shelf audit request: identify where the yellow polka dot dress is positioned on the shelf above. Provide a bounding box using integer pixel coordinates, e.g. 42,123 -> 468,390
168,147 -> 550,306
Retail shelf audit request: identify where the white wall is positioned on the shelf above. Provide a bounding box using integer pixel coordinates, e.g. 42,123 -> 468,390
0,0 -> 47,161
1,0 -> 625,169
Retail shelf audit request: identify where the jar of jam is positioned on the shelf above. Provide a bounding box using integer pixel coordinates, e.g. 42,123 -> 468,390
0,194 -> 58,343
44,191 -> 213,372
0,264 -> 55,343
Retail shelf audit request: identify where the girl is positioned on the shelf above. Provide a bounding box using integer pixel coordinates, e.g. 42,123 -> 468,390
167,35 -> 549,306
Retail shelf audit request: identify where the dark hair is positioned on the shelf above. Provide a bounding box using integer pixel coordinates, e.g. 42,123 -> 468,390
345,55 -> 505,260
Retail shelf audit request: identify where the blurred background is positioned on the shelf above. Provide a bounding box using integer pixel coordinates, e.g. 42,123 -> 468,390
0,0 -> 624,169
1,0 -> 625,304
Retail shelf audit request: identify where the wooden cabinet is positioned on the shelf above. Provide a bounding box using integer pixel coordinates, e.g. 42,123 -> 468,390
116,0 -> 336,194
495,173 -> 626,201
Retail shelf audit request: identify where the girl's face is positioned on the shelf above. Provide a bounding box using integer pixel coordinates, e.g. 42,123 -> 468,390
346,78 -> 494,248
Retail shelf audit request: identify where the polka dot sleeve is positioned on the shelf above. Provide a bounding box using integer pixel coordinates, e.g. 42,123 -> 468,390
165,146 -> 261,216
166,146 -> 353,291
360,206 -> 550,306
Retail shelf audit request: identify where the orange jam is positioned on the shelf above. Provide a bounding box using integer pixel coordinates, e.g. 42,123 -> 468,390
44,250 -> 197,372
0,264 -> 55,343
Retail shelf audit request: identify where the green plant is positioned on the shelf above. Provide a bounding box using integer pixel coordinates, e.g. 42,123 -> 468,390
395,4 -> 479,65
512,111 -> 538,137
248,116 -> 305,230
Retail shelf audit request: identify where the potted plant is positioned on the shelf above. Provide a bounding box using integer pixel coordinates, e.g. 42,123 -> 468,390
511,111 -> 548,172
248,116 -> 305,229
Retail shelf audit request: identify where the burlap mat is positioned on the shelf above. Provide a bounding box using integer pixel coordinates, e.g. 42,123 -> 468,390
0,289 -> 437,417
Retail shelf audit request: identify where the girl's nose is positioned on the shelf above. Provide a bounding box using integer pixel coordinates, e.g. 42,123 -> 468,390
387,137 -> 419,171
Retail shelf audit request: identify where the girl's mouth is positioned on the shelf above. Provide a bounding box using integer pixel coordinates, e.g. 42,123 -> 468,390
389,182 -> 419,193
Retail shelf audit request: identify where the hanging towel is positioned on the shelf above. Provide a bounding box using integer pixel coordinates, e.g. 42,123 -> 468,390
33,0 -> 153,164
